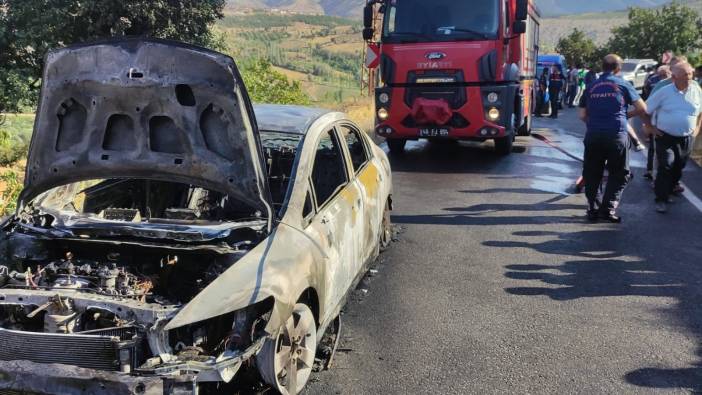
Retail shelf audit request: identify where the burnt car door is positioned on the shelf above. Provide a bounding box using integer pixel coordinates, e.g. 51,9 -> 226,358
337,124 -> 381,269
305,128 -> 360,310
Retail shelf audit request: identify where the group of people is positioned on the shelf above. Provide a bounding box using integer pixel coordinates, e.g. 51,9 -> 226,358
577,54 -> 701,222
536,65 -> 598,120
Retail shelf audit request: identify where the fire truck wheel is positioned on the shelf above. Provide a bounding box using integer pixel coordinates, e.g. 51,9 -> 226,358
387,139 -> 407,155
494,135 -> 514,155
518,115 -> 532,136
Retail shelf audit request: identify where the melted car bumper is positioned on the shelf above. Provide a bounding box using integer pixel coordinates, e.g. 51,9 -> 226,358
0,360 -> 195,395
0,338 -> 266,395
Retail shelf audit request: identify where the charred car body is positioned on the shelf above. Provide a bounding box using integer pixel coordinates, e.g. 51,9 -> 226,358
0,39 -> 393,395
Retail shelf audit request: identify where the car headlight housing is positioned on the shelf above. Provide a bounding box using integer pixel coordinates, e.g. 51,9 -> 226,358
378,92 -> 390,104
487,92 -> 499,103
378,108 -> 389,121
168,297 -> 274,358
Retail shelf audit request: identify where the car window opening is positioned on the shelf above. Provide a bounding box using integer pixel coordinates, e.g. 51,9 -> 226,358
260,131 -> 304,213
311,130 -> 348,207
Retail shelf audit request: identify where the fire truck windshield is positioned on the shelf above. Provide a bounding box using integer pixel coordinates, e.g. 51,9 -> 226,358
381,0 -> 500,43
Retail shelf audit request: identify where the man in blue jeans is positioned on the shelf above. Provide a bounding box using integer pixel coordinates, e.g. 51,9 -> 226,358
641,62 -> 702,213
579,54 -> 647,223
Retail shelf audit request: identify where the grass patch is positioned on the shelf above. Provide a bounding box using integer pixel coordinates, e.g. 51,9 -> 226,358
0,168 -> 22,216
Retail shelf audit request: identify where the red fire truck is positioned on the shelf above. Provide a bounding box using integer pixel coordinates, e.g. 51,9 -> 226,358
363,0 -> 541,155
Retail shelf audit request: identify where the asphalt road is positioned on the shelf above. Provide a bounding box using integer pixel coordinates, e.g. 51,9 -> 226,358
305,108 -> 702,394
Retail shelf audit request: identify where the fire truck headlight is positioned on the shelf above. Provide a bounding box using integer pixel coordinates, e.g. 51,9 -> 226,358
378,108 -> 389,121
378,93 -> 390,104
487,107 -> 500,122
487,92 -> 499,103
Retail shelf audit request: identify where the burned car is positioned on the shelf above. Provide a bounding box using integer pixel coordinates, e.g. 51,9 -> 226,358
0,39 -> 393,395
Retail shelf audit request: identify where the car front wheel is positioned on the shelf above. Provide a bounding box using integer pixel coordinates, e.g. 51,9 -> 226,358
257,303 -> 317,395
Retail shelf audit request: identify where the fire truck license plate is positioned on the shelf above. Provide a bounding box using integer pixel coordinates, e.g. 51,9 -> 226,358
419,128 -> 449,137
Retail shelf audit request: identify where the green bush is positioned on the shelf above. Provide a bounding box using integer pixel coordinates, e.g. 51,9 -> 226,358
240,58 -> 310,105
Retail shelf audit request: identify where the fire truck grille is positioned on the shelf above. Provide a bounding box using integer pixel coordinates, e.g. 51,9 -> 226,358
404,70 -> 467,109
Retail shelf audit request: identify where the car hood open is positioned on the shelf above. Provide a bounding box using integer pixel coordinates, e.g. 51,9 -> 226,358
19,39 -> 273,224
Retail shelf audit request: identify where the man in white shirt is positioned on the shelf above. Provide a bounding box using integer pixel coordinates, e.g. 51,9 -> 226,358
642,62 -> 702,213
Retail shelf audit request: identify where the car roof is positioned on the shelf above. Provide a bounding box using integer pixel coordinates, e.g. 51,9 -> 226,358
254,104 -> 333,135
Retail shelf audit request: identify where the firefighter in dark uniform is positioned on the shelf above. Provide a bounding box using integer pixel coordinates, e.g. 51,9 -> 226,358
578,54 -> 647,222
549,67 -> 564,118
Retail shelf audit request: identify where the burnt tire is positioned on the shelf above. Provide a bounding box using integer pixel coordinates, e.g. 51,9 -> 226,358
387,139 -> 407,155
256,303 -> 317,395
494,135 -> 514,156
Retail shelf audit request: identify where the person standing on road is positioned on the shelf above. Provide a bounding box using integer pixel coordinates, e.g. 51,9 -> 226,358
567,64 -> 580,108
549,67 -> 564,119
642,65 -> 672,180
584,65 -> 598,86
644,56 -> 686,192
536,68 -> 549,117
650,55 -> 687,96
578,54 -> 647,222
641,62 -> 702,213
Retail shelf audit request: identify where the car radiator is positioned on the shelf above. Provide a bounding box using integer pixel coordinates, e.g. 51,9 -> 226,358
0,327 -> 137,371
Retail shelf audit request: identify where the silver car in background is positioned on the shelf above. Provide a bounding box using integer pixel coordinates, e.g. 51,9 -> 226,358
621,59 -> 657,90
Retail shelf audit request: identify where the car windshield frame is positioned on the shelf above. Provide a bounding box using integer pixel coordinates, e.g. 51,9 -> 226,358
28,177 -> 263,229
381,0 -> 501,44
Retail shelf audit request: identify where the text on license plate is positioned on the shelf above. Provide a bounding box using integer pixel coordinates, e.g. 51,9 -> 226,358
419,128 -> 449,137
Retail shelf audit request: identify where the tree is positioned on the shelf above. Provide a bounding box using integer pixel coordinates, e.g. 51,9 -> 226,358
240,59 -> 310,106
555,28 -> 597,67
0,0 -> 226,115
607,2 -> 702,60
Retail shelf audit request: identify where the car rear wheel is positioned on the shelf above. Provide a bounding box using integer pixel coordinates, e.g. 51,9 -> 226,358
387,139 -> 406,155
494,135 -> 514,156
379,200 -> 392,252
257,303 -> 317,395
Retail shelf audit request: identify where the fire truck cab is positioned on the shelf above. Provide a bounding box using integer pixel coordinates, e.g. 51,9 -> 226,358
363,0 -> 541,155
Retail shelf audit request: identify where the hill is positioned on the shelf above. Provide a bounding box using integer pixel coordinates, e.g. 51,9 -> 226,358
225,0 -> 364,19
540,0 -> 702,49
225,0 -> 682,18
217,10 -> 365,104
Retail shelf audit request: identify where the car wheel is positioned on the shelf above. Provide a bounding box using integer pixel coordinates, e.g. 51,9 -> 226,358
387,139 -> 406,155
257,303 -> 317,395
379,200 -> 392,252
494,135 -> 514,156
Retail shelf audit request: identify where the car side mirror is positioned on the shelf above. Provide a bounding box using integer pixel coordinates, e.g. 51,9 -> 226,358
363,28 -> 375,41
364,4 -> 374,29
512,20 -> 526,34
515,0 -> 528,21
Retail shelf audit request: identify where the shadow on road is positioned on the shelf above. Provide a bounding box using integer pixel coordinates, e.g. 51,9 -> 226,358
388,140 -> 516,174
393,195 -> 582,227
493,229 -> 702,392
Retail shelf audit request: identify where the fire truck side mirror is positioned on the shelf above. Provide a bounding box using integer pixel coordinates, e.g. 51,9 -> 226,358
512,20 -> 527,35
363,28 -> 375,41
515,0 -> 529,21
364,4 -> 374,28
